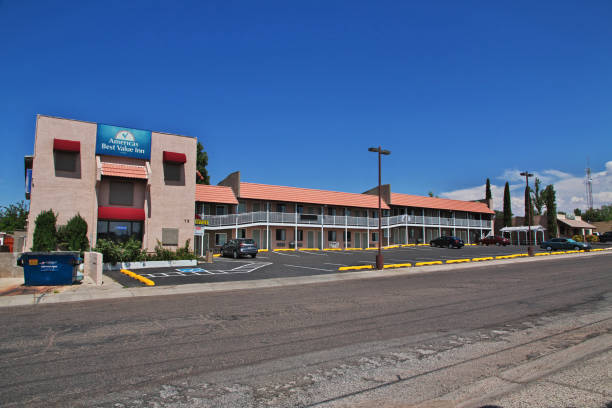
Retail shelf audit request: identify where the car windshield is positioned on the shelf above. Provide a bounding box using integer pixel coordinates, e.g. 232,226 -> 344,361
567,239 -> 576,243
238,239 -> 255,244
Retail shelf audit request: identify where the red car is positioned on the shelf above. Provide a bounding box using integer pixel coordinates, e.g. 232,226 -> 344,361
478,235 -> 510,246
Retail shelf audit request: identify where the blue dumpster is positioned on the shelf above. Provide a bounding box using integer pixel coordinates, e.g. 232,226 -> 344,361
17,252 -> 82,286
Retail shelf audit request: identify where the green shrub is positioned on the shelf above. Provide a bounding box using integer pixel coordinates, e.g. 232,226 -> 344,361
586,234 -> 599,243
572,234 -> 584,242
147,240 -> 195,261
94,238 -> 146,264
58,214 -> 89,253
95,239 -> 195,263
32,210 -> 58,251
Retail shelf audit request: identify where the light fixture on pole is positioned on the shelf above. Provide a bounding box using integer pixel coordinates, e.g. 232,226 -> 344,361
520,171 -> 535,256
368,146 -> 391,269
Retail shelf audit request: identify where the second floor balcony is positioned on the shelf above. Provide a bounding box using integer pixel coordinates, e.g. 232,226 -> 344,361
196,211 -> 492,229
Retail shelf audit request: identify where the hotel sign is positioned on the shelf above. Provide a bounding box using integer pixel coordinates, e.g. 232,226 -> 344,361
96,124 -> 151,160
195,219 -> 209,225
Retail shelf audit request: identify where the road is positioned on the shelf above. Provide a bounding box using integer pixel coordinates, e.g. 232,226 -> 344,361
1,254 -> 611,407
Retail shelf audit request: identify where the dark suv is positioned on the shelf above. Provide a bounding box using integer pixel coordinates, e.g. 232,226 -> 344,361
221,238 -> 258,258
598,231 -> 612,243
430,236 -> 464,248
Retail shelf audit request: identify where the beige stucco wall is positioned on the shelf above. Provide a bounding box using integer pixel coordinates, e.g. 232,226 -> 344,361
145,131 -> 196,250
26,116 -> 99,251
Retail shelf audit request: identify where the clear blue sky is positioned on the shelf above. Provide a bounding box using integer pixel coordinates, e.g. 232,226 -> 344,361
1,0 -> 611,209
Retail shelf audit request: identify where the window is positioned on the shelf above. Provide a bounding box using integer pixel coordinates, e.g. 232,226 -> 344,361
328,207 -> 336,216
97,220 -> 143,243
54,151 -> 78,173
346,209 -> 351,217
372,232 -> 379,242
277,204 -> 286,213
296,230 -> 303,241
328,231 -> 337,241
109,181 -> 134,206
276,229 -> 286,241
384,229 -> 389,238
215,233 -> 227,246
163,162 -> 182,182
162,228 -> 179,246
238,201 -> 246,213
215,205 -> 226,215
297,205 -> 303,214
346,231 -> 351,242
238,228 -> 246,239
252,203 -> 260,212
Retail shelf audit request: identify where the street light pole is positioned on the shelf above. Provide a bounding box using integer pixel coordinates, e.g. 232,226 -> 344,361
520,171 -> 534,256
369,146 -> 391,269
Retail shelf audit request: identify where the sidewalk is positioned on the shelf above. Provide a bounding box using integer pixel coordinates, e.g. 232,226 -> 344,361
1,250 -> 610,308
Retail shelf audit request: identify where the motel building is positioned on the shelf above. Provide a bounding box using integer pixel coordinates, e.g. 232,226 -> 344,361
24,115 -> 196,252
23,115 -> 493,256
193,172 -> 494,255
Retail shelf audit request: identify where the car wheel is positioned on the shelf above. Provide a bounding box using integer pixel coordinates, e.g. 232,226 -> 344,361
233,250 -> 238,259
496,242 -> 500,246
448,243 -> 453,249
573,246 -> 580,250
546,246 -> 552,251
430,242 -> 435,247
251,254 -> 257,258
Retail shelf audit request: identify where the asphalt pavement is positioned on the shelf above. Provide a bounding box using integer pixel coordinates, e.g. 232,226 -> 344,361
106,244 -> 560,287
1,254 -> 610,407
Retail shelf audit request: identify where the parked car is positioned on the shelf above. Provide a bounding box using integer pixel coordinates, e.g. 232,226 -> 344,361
539,238 -> 591,251
598,231 -> 612,243
221,238 -> 258,258
477,235 -> 510,246
430,236 -> 464,248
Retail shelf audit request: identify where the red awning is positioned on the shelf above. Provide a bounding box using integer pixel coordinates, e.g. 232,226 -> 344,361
98,207 -> 145,221
53,138 -> 81,152
163,151 -> 187,163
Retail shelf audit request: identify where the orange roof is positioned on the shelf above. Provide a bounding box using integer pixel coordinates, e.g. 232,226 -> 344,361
240,182 -> 389,209
100,162 -> 147,179
391,193 -> 494,214
195,185 -> 238,204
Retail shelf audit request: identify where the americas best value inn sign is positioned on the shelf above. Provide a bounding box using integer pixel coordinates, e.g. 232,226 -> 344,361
95,124 -> 152,160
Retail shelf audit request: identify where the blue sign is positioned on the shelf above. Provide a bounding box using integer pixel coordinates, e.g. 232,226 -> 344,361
25,169 -> 32,195
96,124 -> 151,160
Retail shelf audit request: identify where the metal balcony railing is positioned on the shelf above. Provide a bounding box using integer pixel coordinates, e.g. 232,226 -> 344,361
197,211 -> 492,230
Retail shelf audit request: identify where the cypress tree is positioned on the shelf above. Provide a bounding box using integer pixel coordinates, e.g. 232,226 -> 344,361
32,209 -> 58,252
503,182 -> 512,227
524,186 -> 534,226
544,185 -> 558,237
485,178 -> 492,201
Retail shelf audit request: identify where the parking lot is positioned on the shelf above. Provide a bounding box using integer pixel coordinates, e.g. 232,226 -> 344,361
104,243 -> 604,287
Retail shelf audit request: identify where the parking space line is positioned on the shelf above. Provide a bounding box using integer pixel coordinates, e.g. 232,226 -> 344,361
284,264 -> 334,272
324,262 -> 349,266
272,252 -> 300,257
299,251 -> 327,256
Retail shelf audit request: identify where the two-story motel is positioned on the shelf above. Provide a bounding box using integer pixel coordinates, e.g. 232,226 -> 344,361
24,115 -> 493,254
193,172 -> 494,255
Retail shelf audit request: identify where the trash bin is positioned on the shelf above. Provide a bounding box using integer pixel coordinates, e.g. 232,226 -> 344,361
205,250 -> 214,263
17,252 -> 83,286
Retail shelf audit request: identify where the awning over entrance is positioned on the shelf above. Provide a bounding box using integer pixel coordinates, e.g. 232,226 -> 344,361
100,162 -> 148,179
98,206 -> 145,221
499,225 -> 546,233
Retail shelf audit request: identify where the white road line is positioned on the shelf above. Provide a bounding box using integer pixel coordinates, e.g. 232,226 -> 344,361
324,262 -> 349,266
272,252 -> 300,257
299,251 -> 327,256
284,264 -> 334,272
357,260 -> 375,264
